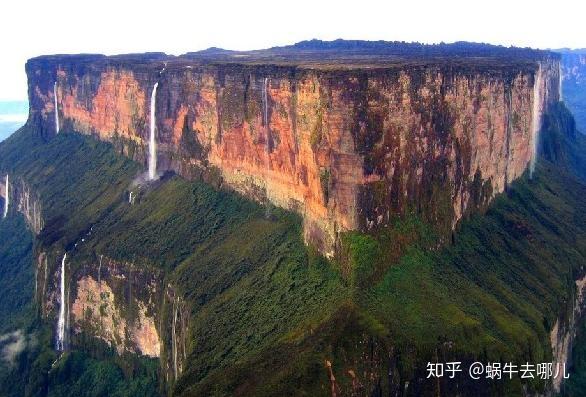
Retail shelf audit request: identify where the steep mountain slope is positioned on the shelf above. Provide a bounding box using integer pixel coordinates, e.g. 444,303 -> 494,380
26,42 -> 561,256
0,127 -> 347,395
0,130 -> 161,397
0,101 -> 584,396
177,104 -> 586,396
0,213 -> 33,333
1,41 -> 586,396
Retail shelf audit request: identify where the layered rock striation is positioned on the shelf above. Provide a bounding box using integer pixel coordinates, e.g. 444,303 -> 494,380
25,43 -> 561,255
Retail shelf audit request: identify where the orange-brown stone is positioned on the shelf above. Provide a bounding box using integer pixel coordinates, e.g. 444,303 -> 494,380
25,55 -> 561,255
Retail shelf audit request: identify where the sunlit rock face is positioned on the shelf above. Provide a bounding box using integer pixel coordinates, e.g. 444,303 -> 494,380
36,252 -> 162,357
25,50 -> 561,255
70,257 -> 161,357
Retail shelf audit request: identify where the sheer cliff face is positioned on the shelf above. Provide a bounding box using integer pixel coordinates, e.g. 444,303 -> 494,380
26,56 -> 561,256
0,176 -> 44,234
35,251 -> 162,358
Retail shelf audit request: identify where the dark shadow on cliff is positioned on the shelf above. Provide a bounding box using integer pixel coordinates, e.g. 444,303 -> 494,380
1,102 -> 586,396
175,103 -> 586,396
540,102 -> 586,181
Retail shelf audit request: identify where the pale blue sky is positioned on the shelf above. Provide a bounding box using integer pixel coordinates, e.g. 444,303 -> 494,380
1,0 -> 584,100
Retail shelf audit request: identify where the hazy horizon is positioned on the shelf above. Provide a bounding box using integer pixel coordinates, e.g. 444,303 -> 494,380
0,101 -> 27,142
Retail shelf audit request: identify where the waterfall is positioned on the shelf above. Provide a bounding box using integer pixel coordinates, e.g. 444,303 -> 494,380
262,78 -> 272,217
559,62 -> 563,102
98,255 -> 102,287
42,256 -> 48,307
54,82 -> 60,133
56,253 -> 67,351
34,268 -> 38,300
530,64 -> 543,179
262,77 -> 269,127
128,191 -> 133,204
148,83 -> 159,180
3,174 -> 8,218
172,297 -> 178,379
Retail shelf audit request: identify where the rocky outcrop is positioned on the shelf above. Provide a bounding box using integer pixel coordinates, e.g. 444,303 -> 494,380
33,245 -> 190,366
35,251 -> 163,358
25,46 -> 561,256
0,175 -> 44,234
70,256 -> 162,357
161,287 -> 189,386
550,272 -> 586,392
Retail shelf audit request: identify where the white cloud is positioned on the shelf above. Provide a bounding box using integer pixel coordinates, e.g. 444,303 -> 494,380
0,330 -> 28,366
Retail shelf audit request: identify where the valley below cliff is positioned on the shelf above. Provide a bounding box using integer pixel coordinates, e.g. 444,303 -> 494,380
1,41 -> 586,397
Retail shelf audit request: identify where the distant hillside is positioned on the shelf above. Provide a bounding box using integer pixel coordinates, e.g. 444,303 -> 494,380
556,50 -> 586,133
181,39 -> 557,68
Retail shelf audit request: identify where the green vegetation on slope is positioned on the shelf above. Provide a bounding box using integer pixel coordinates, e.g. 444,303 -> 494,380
0,129 -> 160,397
0,127 -> 347,396
184,159 -> 586,396
0,212 -> 36,397
0,100 -> 585,396
42,350 -> 159,397
0,204 -> 155,397
176,104 -> 586,396
0,212 -> 34,333
0,128 -> 140,252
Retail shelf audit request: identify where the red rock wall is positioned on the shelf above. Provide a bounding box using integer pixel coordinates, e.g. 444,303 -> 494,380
25,56 -> 561,256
